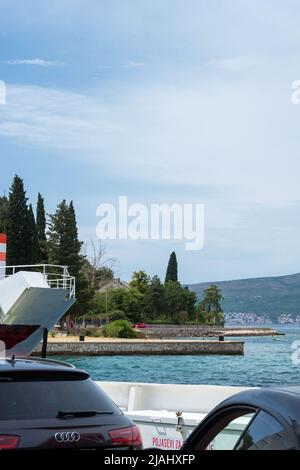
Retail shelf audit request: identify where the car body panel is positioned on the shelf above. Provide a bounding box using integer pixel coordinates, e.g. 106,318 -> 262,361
0,357 -> 142,450
182,387 -> 300,451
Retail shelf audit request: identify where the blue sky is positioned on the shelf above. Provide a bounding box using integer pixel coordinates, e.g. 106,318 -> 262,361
0,0 -> 300,283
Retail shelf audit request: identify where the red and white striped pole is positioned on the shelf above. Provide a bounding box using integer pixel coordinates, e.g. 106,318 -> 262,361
0,233 -> 7,280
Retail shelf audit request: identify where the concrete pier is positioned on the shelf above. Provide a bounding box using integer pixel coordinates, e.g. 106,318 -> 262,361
33,339 -> 244,356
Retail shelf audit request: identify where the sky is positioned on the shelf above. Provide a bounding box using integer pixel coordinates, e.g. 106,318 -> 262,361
0,0 -> 300,283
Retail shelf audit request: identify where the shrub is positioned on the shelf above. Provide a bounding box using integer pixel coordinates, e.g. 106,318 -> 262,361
82,327 -> 98,337
102,320 -> 138,339
77,327 -> 103,338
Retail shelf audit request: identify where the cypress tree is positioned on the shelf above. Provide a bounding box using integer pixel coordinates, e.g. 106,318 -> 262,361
36,193 -> 48,263
6,175 -> 32,265
28,204 -> 41,264
165,251 -> 178,283
36,193 -> 46,242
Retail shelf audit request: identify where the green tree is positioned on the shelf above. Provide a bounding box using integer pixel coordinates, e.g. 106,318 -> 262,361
110,310 -> 126,321
200,284 -> 224,325
95,266 -> 114,287
182,286 -> 197,320
144,275 -> 165,319
195,303 -> 207,324
0,195 -> 9,233
48,200 -> 93,317
95,287 -> 144,323
36,193 -> 48,263
164,281 -> 197,324
28,204 -> 41,264
106,288 -> 125,312
48,200 -> 82,274
68,202 -> 95,317
164,281 -> 185,321
36,193 -> 46,242
123,288 -> 144,322
129,270 -> 150,294
165,251 -> 178,283
66,201 -> 83,278
6,175 -> 33,265
177,310 -> 189,323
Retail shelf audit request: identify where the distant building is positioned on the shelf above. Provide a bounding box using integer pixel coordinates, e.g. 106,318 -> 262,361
98,278 -> 129,293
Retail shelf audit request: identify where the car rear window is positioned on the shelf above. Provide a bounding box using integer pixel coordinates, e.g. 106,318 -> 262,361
0,377 -> 121,420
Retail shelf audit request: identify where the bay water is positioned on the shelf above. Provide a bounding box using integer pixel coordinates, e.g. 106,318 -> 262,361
56,325 -> 300,387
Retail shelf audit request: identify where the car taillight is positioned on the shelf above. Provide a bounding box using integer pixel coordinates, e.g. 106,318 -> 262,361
109,425 -> 142,447
0,435 -> 20,450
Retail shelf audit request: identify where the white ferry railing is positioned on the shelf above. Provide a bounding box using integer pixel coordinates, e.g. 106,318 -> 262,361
4,264 -> 76,299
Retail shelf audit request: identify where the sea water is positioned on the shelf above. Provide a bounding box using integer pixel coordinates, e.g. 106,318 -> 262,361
56,325 -> 300,387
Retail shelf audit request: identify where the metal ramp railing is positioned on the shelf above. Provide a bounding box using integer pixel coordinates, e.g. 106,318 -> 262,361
4,264 -> 76,299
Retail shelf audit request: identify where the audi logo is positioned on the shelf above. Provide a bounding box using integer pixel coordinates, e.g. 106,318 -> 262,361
54,432 -> 81,443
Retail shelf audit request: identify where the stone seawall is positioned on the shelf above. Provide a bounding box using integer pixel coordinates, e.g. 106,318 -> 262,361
144,325 -> 278,338
33,340 -> 244,356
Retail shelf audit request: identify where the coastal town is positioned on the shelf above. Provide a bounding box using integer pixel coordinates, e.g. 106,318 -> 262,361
225,312 -> 300,325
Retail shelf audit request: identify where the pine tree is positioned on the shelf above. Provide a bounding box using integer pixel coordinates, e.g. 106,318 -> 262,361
48,200 -> 93,317
0,195 -> 9,233
36,193 -> 48,263
28,204 -> 41,264
48,200 -> 81,273
6,175 -> 33,265
68,201 -> 95,316
165,251 -> 178,283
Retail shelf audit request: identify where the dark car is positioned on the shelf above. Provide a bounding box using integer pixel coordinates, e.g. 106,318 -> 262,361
0,357 -> 142,450
182,387 -> 300,451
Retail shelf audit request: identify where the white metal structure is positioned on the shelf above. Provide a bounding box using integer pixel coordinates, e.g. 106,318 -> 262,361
0,264 -> 75,355
4,264 -> 76,299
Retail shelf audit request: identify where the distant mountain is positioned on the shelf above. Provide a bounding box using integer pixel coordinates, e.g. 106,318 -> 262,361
188,273 -> 300,322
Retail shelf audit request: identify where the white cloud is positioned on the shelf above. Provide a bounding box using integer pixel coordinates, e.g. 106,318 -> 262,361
121,61 -> 145,69
0,69 -> 299,207
4,59 -> 63,67
208,57 -> 255,72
